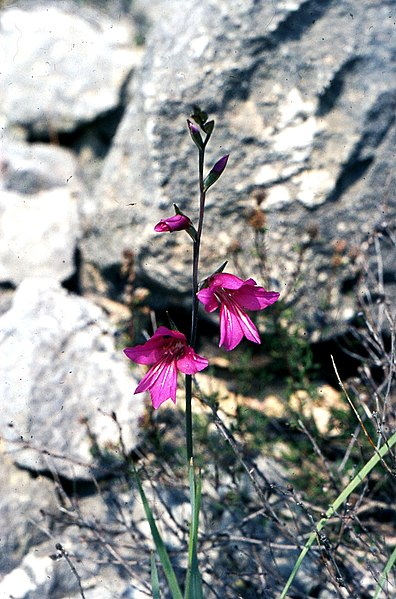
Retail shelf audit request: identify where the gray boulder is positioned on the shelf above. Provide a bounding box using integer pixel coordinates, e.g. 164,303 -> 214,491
0,186 -> 80,285
0,140 -> 77,195
0,454 -> 57,575
0,278 -> 144,479
0,139 -> 80,285
0,538 -> 149,599
0,3 -> 141,135
82,0 -> 396,338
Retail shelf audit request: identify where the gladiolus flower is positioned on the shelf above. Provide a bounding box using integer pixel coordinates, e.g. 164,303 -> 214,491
123,326 -> 208,409
154,214 -> 192,233
197,273 -> 280,351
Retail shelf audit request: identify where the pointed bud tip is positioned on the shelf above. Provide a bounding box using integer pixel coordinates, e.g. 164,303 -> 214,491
187,119 -> 200,134
213,154 -> 229,173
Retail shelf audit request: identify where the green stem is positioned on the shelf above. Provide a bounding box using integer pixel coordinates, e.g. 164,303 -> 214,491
279,430 -> 396,599
190,148 -> 206,348
185,374 -> 193,461
185,145 -> 206,463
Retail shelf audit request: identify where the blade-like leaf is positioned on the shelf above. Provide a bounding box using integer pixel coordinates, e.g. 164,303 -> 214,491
151,551 -> 161,599
373,545 -> 396,599
279,430 -> 396,599
134,467 -> 183,599
184,460 -> 204,599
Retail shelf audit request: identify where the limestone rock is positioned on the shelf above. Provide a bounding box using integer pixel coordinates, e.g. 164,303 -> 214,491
82,0 -> 396,338
0,453 -> 57,575
0,4 -> 140,135
0,278 -> 144,479
0,186 -> 79,285
0,539 -> 148,599
0,140 -> 77,195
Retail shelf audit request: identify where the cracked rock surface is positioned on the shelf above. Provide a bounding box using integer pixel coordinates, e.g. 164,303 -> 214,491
0,278 -> 144,479
84,0 -> 396,337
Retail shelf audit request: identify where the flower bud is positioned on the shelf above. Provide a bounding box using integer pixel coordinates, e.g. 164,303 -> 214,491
187,119 -> 204,149
203,154 -> 229,192
154,214 -> 192,233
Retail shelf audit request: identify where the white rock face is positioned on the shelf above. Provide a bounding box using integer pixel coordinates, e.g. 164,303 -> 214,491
81,0 -> 396,337
0,138 -> 80,285
0,6 -> 140,133
0,187 -> 79,285
0,278 -> 144,479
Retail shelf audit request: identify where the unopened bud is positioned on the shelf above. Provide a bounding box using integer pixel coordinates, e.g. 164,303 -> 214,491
203,154 -> 229,192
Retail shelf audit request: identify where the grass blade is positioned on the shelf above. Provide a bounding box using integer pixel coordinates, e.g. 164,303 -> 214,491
373,545 -> 396,599
151,551 -> 161,599
184,459 -> 204,599
279,430 -> 396,599
134,467 -> 183,599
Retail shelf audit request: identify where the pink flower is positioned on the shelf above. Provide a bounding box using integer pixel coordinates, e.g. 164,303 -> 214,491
154,214 -> 191,233
197,273 -> 280,351
123,326 -> 208,409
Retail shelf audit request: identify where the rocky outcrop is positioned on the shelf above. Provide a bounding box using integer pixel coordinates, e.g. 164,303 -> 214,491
0,4 -> 140,135
0,454 -> 57,574
0,278 -> 144,479
0,2 -> 394,595
82,0 -> 396,338
0,1 -> 143,287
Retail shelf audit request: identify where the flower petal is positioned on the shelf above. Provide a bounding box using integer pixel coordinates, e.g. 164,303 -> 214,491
219,303 -> 244,351
232,304 -> 261,345
135,356 -> 178,409
177,347 -> 208,374
210,272 -> 247,290
197,287 -> 219,312
219,301 -> 261,350
234,286 -> 280,311
124,339 -> 165,365
124,326 -> 186,365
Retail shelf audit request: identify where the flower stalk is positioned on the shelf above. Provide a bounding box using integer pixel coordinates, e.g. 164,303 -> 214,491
185,140 -> 206,460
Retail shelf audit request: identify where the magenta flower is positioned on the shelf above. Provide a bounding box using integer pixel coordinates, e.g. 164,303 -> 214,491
197,273 -> 280,351
154,214 -> 192,233
123,326 -> 208,409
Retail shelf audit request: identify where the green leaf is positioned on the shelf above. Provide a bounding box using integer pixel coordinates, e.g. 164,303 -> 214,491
184,460 -> 204,599
187,120 -> 204,150
373,545 -> 396,599
198,261 -> 228,291
203,120 -> 215,139
166,312 -> 179,332
213,260 -> 228,275
191,105 -> 208,127
134,466 -> 183,599
279,430 -> 396,599
151,551 -> 161,599
202,171 -> 219,193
